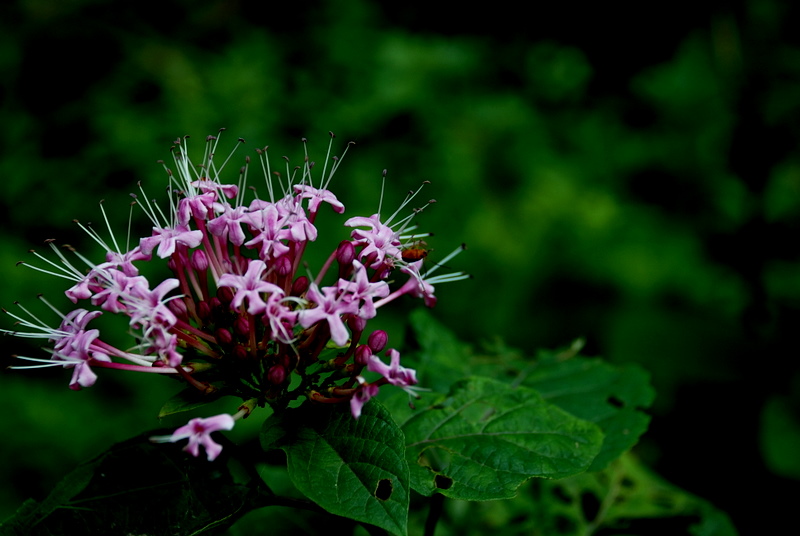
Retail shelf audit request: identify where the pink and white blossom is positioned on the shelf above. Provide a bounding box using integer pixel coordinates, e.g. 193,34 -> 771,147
4,132 -> 467,461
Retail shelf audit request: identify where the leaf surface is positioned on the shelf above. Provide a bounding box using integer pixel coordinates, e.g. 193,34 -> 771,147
523,350 -> 655,471
401,376 -> 604,500
261,400 -> 409,536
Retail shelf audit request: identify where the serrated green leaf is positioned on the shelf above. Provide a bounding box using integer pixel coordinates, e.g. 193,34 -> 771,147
158,387 -> 225,419
260,400 -> 410,536
523,350 -> 655,471
401,376 -> 604,500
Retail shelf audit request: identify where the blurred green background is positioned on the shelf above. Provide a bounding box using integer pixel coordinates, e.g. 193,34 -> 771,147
2,0 -> 800,532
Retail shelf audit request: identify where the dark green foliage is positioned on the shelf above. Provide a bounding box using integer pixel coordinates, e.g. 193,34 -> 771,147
261,401 -> 410,536
2,311 -> 739,535
0,432 -> 261,536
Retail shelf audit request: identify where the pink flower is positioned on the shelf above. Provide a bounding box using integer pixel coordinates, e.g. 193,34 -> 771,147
218,259 -> 283,315
139,225 -> 203,258
337,260 -> 389,320
54,329 -> 112,390
244,203 -> 292,260
165,414 -> 236,461
294,184 -> 345,214
344,214 -> 402,269
207,204 -> 252,246
5,132 -> 469,445
367,348 -> 418,388
350,378 -> 380,419
297,283 -> 359,346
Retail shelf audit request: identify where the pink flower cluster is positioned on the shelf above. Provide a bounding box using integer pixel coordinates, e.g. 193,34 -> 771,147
3,132 -> 468,461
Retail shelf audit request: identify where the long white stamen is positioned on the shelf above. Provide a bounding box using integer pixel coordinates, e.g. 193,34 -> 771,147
126,202 -> 135,251
10,363 -> 65,369
301,138 -> 315,190
21,243 -> 88,281
377,170 -> 387,218
73,221 -> 110,255
0,317 -> 56,336
36,295 -> 68,320
133,185 -> 160,228
318,132 -> 335,189
425,244 -> 467,278
426,272 -> 471,284
98,201 -> 121,253
17,261 -> 79,282
210,134 -> 245,181
384,182 -> 429,227
283,156 -> 295,196
258,147 -> 275,202
235,158 -> 248,208
326,140 -> 353,187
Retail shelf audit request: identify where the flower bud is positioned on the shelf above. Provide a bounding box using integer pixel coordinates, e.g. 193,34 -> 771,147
234,316 -> 250,336
210,297 -> 225,323
197,300 -> 211,321
191,249 -> 209,271
292,276 -> 310,296
215,328 -> 233,345
274,255 -> 293,276
268,364 -> 286,385
355,344 -> 372,366
336,240 -> 355,266
368,330 -> 388,353
233,344 -> 248,360
347,314 -> 366,334
217,286 -> 234,305
168,298 -> 188,321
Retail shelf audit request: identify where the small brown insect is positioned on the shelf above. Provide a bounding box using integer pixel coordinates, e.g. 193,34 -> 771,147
401,241 -> 430,262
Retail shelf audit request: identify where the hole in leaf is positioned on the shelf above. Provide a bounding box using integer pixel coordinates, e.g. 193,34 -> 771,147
620,477 -> 635,488
554,514 -> 575,533
581,492 -> 601,521
551,485 -> 572,504
607,396 -> 625,408
374,478 -> 393,501
434,474 -> 453,490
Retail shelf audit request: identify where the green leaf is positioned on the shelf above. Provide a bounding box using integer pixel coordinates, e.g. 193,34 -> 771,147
260,400 -> 410,536
408,308 -> 473,392
0,431 -> 260,536
759,394 -> 800,479
407,309 -> 654,473
523,349 -> 656,471
401,376 -> 604,500
0,458 -> 97,535
522,451 -> 738,536
158,386 -> 225,418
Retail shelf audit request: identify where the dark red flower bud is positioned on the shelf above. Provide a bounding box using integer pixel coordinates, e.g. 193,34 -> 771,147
234,316 -> 250,336
336,240 -> 355,266
217,286 -> 234,304
268,365 -> 286,385
215,328 -> 233,345
368,330 -> 388,353
355,344 -> 372,366
292,276 -> 310,296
